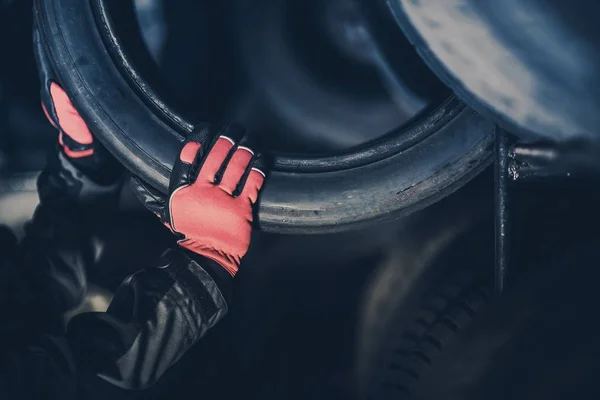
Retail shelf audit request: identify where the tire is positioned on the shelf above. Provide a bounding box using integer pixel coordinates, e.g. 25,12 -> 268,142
358,210 -> 600,400
386,0 -> 600,142
357,211 -> 493,399
416,241 -> 600,400
35,0 -> 494,234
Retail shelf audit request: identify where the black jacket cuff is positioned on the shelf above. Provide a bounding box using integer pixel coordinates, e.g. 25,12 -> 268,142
161,248 -> 233,306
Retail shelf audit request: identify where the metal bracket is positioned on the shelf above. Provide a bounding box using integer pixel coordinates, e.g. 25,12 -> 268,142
494,126 -> 512,295
494,130 -> 600,295
509,140 -> 600,182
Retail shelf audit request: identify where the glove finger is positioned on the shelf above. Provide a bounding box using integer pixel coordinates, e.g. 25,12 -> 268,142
239,153 -> 268,204
130,176 -> 168,222
219,146 -> 254,195
168,140 -> 203,197
166,139 -> 205,232
167,125 -> 216,193
196,126 -> 242,184
210,125 -> 246,185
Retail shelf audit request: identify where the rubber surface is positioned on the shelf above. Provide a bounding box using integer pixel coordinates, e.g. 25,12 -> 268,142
363,240 -> 600,400
387,0 -> 600,142
35,0 -> 494,233
357,201 -> 493,399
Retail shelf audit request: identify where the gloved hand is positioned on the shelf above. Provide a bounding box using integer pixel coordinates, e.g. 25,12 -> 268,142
34,27 -> 122,185
131,125 -> 268,277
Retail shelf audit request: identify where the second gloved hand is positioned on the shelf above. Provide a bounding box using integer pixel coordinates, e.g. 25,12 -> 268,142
131,125 -> 268,277
35,26 -> 122,184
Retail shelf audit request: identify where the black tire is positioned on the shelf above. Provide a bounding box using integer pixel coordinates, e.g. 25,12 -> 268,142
35,0 -> 494,234
358,200 -> 600,400
357,211 -> 494,399
386,0 -> 600,142
362,240 -> 600,400
416,241 -> 600,400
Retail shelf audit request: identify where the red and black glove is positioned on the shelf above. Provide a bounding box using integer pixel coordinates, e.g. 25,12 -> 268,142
131,125 -> 268,277
34,27 -> 122,185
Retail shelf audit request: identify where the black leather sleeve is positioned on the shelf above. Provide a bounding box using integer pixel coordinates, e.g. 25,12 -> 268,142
18,148 -> 121,317
66,249 -> 230,390
9,148 -> 231,391
0,148 -> 117,398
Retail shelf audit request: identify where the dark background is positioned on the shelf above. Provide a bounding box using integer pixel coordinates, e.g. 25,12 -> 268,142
3,1 -> 600,399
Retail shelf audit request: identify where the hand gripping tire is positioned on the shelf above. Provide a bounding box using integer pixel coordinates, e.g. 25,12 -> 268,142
34,0 -> 494,234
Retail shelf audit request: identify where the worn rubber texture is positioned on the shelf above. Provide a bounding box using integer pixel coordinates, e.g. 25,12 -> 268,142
359,201 -> 600,400
418,241 -> 600,400
363,241 -> 600,400
35,0 -> 494,234
357,203 -> 493,399
386,0 -> 600,142
371,276 -> 491,399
